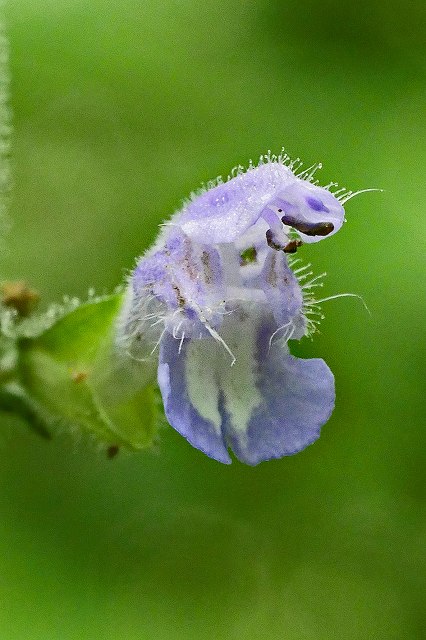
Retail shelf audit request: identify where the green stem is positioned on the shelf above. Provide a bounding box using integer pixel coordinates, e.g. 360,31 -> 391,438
0,384 -> 51,439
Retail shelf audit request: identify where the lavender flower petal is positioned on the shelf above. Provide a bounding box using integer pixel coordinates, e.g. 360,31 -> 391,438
225,318 -> 335,465
158,331 -> 232,464
256,250 -> 304,330
122,156 -> 351,464
176,163 -> 294,244
275,181 -> 345,243
157,311 -> 334,465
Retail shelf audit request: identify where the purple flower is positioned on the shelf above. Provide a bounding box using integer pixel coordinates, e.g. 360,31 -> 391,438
120,153 -> 356,465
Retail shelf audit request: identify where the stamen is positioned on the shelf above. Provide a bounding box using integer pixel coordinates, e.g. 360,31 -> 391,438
266,229 -> 282,251
262,206 -> 290,251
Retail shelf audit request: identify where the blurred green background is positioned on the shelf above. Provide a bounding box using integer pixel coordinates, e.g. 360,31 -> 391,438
0,0 -> 425,638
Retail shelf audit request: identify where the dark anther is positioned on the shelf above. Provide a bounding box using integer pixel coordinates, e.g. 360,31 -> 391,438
281,215 -> 334,237
283,239 -> 303,254
266,229 -> 284,251
300,221 -> 334,236
277,208 -> 282,213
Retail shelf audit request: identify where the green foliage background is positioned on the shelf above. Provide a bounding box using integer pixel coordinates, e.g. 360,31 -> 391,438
0,1 -> 424,638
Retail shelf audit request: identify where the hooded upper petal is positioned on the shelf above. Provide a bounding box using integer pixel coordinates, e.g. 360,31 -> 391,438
175,163 -> 294,244
175,162 -> 345,250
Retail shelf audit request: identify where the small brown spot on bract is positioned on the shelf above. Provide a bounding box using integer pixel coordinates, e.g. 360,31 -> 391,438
71,370 -> 88,383
107,445 -> 119,459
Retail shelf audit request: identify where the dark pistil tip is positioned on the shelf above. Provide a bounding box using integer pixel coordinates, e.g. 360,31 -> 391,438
283,239 -> 303,254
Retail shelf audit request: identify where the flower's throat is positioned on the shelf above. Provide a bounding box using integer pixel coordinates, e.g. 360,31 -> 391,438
239,247 -> 257,265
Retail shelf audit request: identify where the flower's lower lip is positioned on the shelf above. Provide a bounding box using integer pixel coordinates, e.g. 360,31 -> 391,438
157,311 -> 335,465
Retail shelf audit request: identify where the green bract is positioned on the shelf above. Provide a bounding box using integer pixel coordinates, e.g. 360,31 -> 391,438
10,294 -> 158,451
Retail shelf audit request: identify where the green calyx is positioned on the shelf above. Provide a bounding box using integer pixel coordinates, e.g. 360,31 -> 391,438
0,293 -> 159,453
